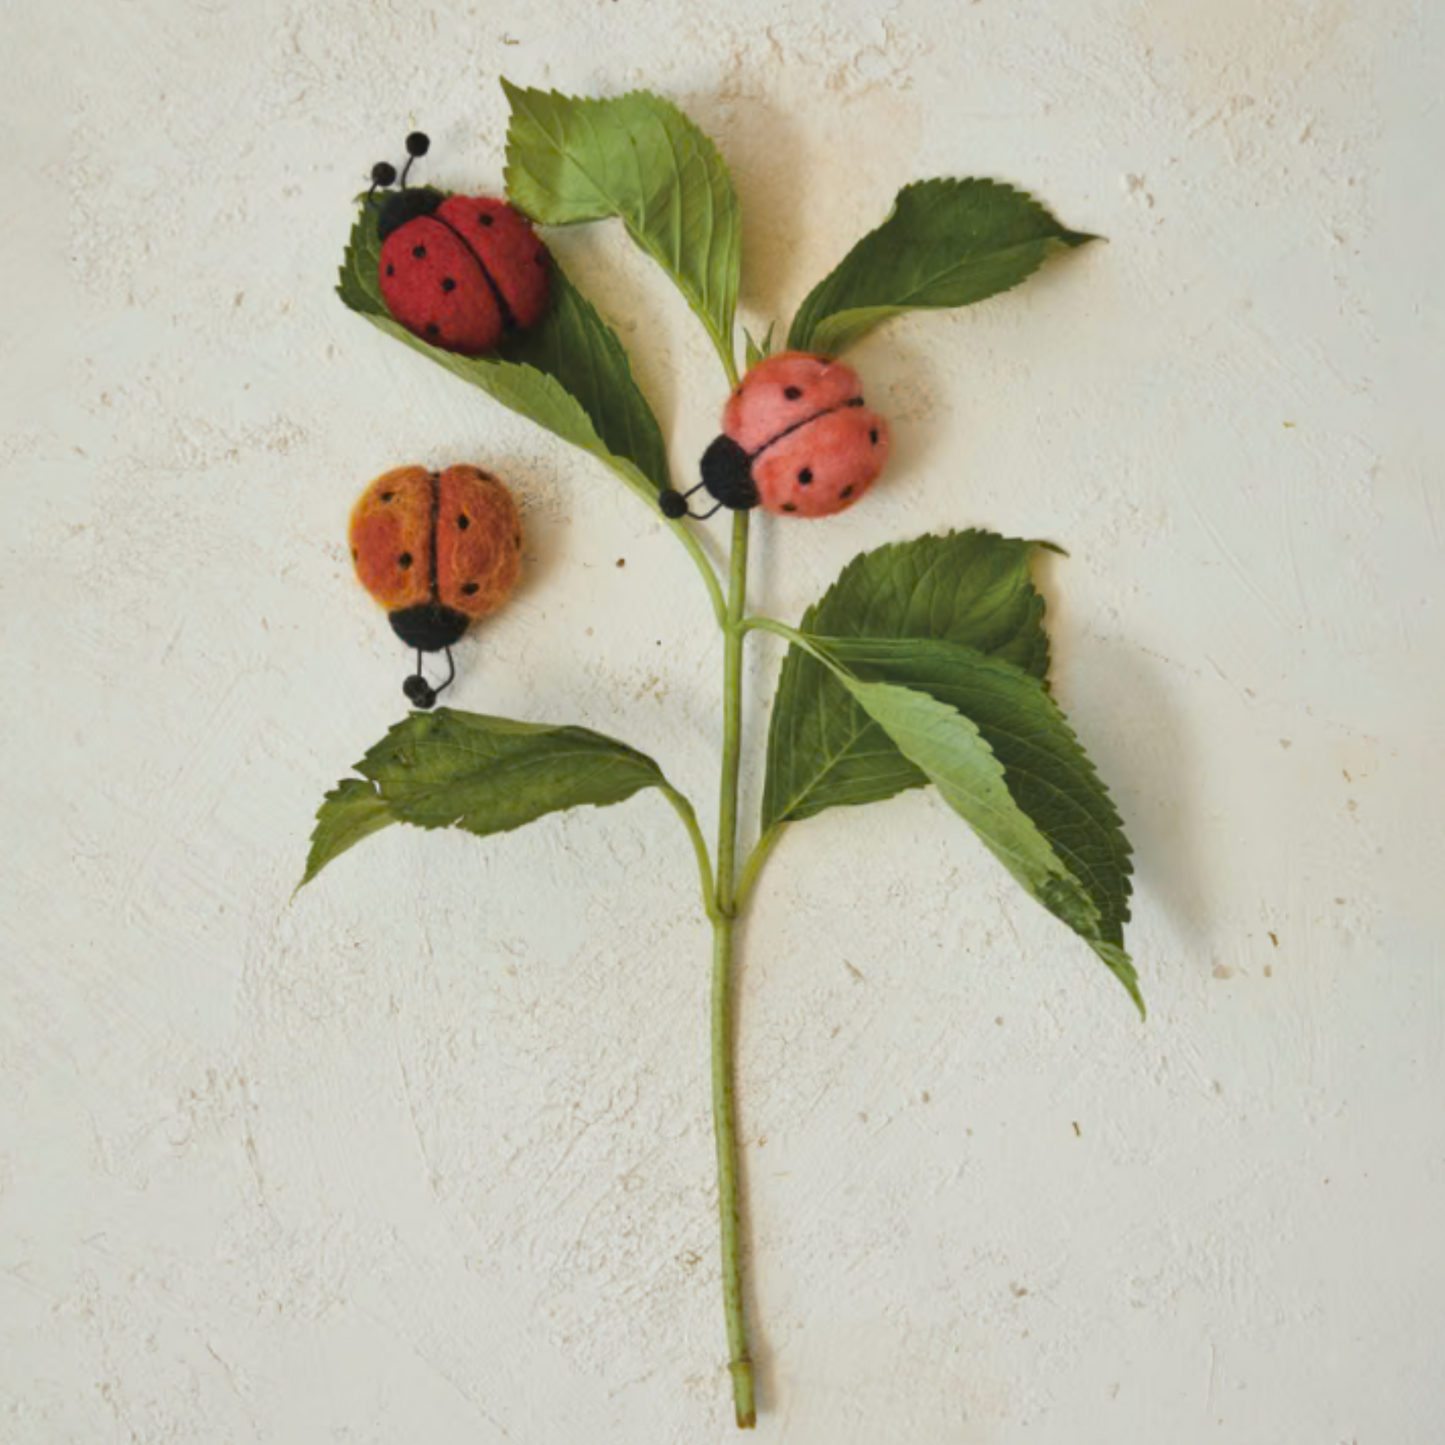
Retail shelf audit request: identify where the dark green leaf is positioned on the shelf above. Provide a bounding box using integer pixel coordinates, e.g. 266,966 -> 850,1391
761,530 -> 1053,830
502,82 -> 742,375
788,178 -> 1097,356
300,708 -> 667,887
337,200 -> 670,497
813,635 -> 1137,1011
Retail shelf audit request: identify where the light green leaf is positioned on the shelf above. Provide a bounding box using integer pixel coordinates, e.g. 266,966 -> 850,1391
502,81 -> 742,377
337,199 -> 670,498
802,638 -> 1139,1014
788,178 -> 1097,356
744,322 -> 775,369
761,531 -> 1054,831
300,708 -> 667,887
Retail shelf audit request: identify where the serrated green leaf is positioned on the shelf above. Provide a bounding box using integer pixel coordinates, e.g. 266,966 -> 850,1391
337,200 -> 670,497
299,778 -> 394,889
761,531 -> 1053,831
501,81 -> 742,377
813,635 -> 1137,1011
821,637 -> 1132,943
788,178 -> 1097,356
300,708 -> 667,887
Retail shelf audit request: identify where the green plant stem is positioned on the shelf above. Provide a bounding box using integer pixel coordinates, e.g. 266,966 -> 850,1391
712,508 -> 755,1429
666,514 -> 728,627
734,823 -> 783,915
740,613 -> 808,647
660,784 -> 719,923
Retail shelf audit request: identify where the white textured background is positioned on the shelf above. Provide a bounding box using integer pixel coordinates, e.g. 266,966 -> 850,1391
2,1 -> 1441,1441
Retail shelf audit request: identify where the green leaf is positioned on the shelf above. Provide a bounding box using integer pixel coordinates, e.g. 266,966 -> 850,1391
801,637 -> 1138,1013
300,708 -> 667,887
502,81 -> 742,377
744,322 -> 775,369
761,530 -> 1053,831
337,200 -> 670,498
788,178 -> 1097,356
298,778 -> 394,890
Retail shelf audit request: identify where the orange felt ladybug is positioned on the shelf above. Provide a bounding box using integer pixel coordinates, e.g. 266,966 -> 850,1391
659,353 -> 891,520
350,464 -> 523,707
368,133 -> 551,356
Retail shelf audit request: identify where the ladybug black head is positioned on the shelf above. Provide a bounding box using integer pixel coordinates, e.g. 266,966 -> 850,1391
657,435 -> 759,521
389,602 -> 470,652
377,185 -> 443,240
700,435 -> 758,511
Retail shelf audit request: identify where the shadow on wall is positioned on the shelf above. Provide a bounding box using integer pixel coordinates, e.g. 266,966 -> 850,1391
1075,636 -> 1211,973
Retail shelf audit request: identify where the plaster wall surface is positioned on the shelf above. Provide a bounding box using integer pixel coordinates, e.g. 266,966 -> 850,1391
1,1 -> 1441,1441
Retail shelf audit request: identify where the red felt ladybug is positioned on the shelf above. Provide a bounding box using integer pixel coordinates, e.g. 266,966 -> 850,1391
659,352 -> 891,521
350,464 -> 524,708
368,133 -> 550,356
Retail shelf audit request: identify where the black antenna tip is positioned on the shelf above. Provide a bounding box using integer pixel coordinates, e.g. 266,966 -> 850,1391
371,161 -> 398,187
405,131 -> 431,157
403,674 -> 438,709
658,490 -> 690,520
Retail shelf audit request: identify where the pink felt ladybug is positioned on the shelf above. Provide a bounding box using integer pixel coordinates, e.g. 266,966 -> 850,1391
368,133 -> 550,356
659,352 -> 891,521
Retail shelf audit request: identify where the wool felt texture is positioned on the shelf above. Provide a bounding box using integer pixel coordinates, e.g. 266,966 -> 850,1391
350,465 -> 524,648
379,196 -> 550,356
719,352 -> 890,518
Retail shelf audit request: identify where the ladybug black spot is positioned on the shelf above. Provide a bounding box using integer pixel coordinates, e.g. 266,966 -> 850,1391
385,263 -> 395,277
846,396 -> 865,408
841,486 -> 854,499
782,503 -> 798,512
457,514 -> 470,530
870,429 -> 879,444
441,277 -> 457,292
380,491 -> 395,502
461,582 -> 480,595
478,212 -> 494,227
798,468 -> 813,485
784,386 -> 803,400
398,552 -> 413,569
412,244 -> 427,259
425,323 -> 440,338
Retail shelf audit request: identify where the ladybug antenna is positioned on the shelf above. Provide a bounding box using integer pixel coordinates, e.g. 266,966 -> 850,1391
658,481 -> 723,522
400,645 -> 455,711
365,159 -> 398,208
399,130 -> 430,189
